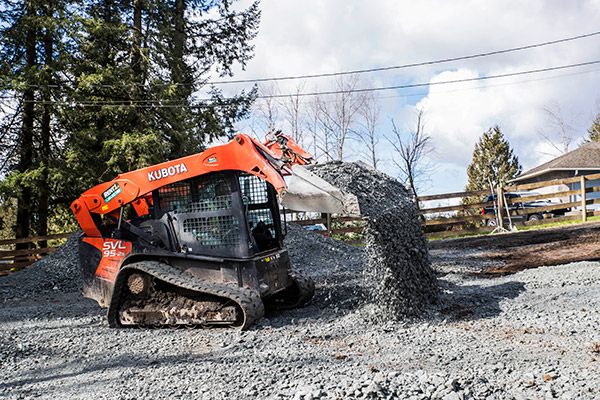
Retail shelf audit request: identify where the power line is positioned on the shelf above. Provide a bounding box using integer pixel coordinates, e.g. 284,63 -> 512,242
253,60 -> 600,99
2,59 -> 599,107
209,30 -> 600,84
270,66 -> 600,106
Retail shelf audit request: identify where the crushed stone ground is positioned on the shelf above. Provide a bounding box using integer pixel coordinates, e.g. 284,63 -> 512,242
0,233 -> 81,300
1,226 -> 600,399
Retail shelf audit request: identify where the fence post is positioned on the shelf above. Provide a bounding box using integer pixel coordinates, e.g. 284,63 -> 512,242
496,186 -> 504,229
581,175 -> 587,223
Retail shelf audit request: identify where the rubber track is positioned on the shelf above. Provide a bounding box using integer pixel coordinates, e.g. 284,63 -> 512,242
266,271 -> 315,311
107,261 -> 265,330
290,271 -> 315,307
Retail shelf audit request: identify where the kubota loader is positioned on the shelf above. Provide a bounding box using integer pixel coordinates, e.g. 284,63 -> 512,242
70,131 -> 358,329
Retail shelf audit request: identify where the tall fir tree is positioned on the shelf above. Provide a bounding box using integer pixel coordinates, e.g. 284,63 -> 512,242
60,0 -> 260,201
0,0 -> 72,244
584,113 -> 600,143
0,0 -> 261,240
466,126 -> 522,191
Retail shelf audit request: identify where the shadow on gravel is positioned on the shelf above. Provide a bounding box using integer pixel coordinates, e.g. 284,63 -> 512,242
0,293 -> 101,323
437,280 -> 526,321
2,350 -> 334,398
263,282 -> 368,327
0,352 -> 206,391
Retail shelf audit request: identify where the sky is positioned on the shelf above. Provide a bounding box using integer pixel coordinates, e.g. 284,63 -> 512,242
218,0 -> 600,195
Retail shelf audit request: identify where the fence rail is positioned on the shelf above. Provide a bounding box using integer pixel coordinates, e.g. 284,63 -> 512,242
417,172 -> 600,237
0,233 -> 73,276
286,172 -> 600,241
4,171 -> 599,277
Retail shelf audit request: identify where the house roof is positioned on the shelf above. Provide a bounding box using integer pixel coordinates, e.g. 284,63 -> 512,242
513,141 -> 600,182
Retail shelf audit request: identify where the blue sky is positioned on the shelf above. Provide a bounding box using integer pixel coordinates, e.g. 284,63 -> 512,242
218,0 -> 600,195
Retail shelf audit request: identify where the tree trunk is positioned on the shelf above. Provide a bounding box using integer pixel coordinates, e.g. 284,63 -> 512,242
102,0 -> 113,66
173,0 -> 185,81
131,0 -> 144,126
370,133 -> 377,170
132,0 -> 143,80
38,0 -> 54,248
16,0 -> 37,249
94,0 -> 114,135
408,175 -> 419,208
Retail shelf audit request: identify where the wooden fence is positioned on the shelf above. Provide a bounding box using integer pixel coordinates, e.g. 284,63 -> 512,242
417,172 -> 600,237
285,172 -> 600,241
4,172 -> 598,276
0,233 -> 73,276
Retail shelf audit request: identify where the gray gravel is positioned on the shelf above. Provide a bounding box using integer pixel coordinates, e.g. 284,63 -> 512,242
312,161 -> 438,318
2,225 -> 600,399
0,233 -> 81,302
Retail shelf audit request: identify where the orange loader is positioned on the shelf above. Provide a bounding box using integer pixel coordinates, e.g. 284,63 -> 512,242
70,131 -> 358,329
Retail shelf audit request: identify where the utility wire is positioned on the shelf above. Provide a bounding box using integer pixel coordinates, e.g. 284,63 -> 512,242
209,30 -> 600,84
254,66 -> 600,106
253,60 -> 600,99
2,59 -> 599,107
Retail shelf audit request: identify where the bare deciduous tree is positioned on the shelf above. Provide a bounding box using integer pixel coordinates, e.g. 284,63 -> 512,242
539,104 -> 579,156
251,84 -> 280,137
304,97 -> 322,160
355,92 -> 380,169
387,109 -> 433,201
280,84 -> 304,145
314,95 -> 334,161
315,75 -> 365,161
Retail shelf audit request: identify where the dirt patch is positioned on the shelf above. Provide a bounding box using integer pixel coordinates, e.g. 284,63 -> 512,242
431,222 -> 600,275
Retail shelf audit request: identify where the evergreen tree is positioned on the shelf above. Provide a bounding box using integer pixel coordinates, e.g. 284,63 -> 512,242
584,113 -> 600,143
60,0 -> 260,200
0,0 -> 261,240
0,0 -> 72,243
466,126 -> 522,191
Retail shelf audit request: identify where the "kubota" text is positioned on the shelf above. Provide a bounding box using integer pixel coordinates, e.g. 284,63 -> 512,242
147,163 -> 188,182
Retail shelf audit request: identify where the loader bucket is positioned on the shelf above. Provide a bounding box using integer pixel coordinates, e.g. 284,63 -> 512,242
281,165 -> 360,215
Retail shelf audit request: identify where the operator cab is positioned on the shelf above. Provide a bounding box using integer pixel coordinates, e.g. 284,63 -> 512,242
150,171 -> 283,258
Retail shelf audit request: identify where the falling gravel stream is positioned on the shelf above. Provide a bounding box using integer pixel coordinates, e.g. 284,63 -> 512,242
311,162 -> 438,318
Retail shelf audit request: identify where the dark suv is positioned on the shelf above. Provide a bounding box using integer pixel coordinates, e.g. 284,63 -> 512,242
481,193 -> 570,226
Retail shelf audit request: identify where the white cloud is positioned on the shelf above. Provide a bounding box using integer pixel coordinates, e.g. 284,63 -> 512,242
226,0 -> 600,194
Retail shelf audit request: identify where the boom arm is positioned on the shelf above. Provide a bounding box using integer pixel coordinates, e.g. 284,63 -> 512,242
263,130 -> 314,166
71,134 -> 291,237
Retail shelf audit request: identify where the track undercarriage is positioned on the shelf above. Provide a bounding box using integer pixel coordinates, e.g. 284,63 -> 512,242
107,261 -> 314,329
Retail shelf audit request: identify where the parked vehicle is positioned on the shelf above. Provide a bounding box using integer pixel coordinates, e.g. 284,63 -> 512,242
303,223 -> 327,232
481,192 -> 570,226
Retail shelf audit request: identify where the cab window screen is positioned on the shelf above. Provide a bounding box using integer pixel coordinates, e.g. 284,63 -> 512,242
157,175 -> 232,213
156,173 -> 243,255
239,174 -> 278,251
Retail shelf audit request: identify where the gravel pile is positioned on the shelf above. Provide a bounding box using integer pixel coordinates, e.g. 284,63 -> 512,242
285,224 -> 365,311
312,161 -> 438,318
0,233 -> 81,302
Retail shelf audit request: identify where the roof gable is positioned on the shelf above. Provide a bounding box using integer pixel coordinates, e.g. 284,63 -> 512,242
514,142 -> 600,181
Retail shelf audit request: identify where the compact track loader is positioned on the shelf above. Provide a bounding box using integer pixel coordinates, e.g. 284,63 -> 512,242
70,132 -> 358,329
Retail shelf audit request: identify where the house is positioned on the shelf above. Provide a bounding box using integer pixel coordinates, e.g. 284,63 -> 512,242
511,142 -> 600,205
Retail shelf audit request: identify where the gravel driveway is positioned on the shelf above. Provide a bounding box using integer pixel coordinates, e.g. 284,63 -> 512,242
1,228 -> 599,399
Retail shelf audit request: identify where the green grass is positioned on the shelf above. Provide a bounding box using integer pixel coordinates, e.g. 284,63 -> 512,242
427,230 -> 490,241
518,215 -> 600,231
426,215 -> 600,241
